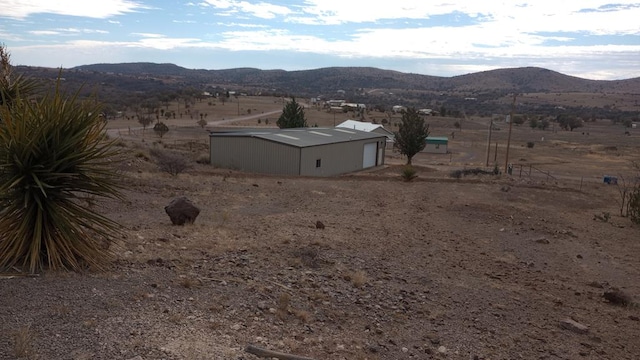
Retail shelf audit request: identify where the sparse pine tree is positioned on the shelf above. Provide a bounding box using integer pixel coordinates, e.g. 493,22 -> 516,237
393,107 -> 430,165
277,97 -> 307,128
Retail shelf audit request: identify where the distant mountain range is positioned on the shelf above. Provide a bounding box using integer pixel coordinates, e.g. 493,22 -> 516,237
15,63 -> 640,118
68,62 -> 639,94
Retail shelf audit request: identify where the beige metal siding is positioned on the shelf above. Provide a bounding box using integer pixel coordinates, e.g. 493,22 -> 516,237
300,138 -> 386,176
422,143 -> 448,154
210,137 -> 300,175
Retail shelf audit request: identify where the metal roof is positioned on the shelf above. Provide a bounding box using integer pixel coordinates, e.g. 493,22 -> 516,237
209,127 -> 386,148
426,136 -> 449,144
336,120 -> 392,134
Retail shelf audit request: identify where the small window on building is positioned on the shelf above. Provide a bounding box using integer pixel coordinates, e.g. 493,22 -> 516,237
316,159 -> 322,168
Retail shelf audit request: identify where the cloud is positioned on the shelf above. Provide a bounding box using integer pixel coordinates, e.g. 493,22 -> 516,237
0,0 -> 146,19
29,30 -> 60,36
131,32 -> 165,38
199,0 -> 292,19
28,28 -> 109,36
3,0 -> 640,80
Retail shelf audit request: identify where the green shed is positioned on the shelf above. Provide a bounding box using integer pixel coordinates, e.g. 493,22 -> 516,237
423,136 -> 448,154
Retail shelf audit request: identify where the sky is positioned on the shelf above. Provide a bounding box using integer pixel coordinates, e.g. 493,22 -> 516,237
1,0 -> 639,80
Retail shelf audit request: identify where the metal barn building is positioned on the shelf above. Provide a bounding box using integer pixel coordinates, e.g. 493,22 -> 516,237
209,128 -> 387,176
336,120 -> 395,142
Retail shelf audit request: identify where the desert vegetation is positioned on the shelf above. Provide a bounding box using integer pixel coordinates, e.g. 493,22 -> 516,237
1,47 -> 639,359
0,45 -> 124,272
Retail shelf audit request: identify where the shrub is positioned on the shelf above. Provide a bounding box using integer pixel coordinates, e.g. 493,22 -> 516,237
401,165 -> 418,181
449,167 -> 496,178
0,81 -> 124,272
195,153 -> 210,164
153,122 -> 169,138
628,188 -> 640,224
450,169 -> 463,179
527,141 -> 535,148
149,148 -> 190,176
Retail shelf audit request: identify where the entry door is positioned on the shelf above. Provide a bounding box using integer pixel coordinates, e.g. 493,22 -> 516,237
363,142 -> 377,168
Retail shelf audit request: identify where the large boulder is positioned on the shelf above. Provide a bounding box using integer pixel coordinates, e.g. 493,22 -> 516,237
165,197 -> 200,225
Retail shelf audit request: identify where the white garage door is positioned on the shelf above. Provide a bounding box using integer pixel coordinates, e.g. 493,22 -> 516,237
362,142 -> 377,168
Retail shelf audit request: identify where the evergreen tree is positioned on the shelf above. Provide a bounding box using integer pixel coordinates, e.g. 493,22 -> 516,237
393,107 -> 430,165
277,97 -> 307,128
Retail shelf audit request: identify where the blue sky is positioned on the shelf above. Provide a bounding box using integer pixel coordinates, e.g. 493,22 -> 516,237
1,0 -> 639,80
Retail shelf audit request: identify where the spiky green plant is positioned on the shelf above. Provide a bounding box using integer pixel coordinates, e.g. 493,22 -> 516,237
0,44 -> 39,110
0,81 -> 124,273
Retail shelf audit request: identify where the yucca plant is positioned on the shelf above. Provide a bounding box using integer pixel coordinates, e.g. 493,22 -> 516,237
400,165 -> 418,182
0,81 -> 124,273
0,45 -> 39,110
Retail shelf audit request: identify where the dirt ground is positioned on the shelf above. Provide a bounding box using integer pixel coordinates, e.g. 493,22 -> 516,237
1,97 -> 639,360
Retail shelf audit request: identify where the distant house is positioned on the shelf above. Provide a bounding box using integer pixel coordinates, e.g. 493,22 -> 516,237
422,137 -> 448,154
336,120 -> 395,143
326,99 -> 345,107
341,103 -> 367,112
392,105 -> 407,113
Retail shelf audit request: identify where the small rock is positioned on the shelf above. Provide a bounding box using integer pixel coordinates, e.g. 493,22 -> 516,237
560,318 -> 589,334
257,301 -> 268,310
401,347 -> 408,353
231,324 -> 242,331
628,315 -> 639,321
603,288 -> 632,306
535,237 -> 550,244
315,220 -> 325,229
437,346 -> 447,354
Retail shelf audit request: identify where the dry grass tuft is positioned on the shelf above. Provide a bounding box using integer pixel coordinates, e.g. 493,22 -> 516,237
13,325 -> 34,359
293,309 -> 312,323
168,312 -> 184,324
276,292 -> 290,320
52,304 -> 71,316
292,247 -> 320,268
178,276 -> 201,289
346,270 -> 369,288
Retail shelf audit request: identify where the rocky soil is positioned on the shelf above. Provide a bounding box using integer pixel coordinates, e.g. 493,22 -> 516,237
1,155 -> 639,360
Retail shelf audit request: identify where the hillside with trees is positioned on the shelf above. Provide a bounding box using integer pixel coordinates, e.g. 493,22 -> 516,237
14,64 -> 640,122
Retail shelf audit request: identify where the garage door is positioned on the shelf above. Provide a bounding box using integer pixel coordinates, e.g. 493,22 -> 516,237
362,142 -> 377,168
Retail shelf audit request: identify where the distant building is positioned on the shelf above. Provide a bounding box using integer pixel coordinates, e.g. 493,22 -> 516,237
341,103 -> 367,111
336,120 -> 395,143
392,105 -> 407,113
326,99 -> 345,107
422,137 -> 448,154
209,128 -> 386,176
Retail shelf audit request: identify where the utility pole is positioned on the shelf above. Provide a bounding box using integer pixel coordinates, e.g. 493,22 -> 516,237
485,117 -> 493,166
504,93 -> 517,174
